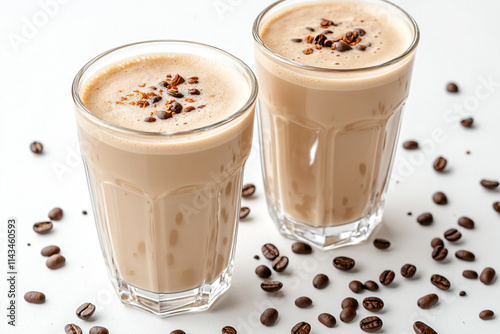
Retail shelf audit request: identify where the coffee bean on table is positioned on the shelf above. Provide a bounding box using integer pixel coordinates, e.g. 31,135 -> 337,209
379,270 -> 395,286
272,256 -> 289,272
170,330 -> 186,334
373,239 -> 390,250
262,244 -> 279,260
363,297 -> 384,312
260,308 -> 278,326
433,156 -> 447,171
431,274 -> 451,290
313,274 -> 329,289
221,326 -> 237,334
403,140 -> 419,150
455,250 -> 475,262
359,316 -> 383,333
458,216 -> 474,229
461,117 -> 474,128
255,265 -> 271,278
30,141 -> 44,154
431,238 -> 444,248
417,213 -> 433,226
46,254 -> 66,269
333,256 -> 355,271
292,241 -> 312,254
459,291 -> 466,296
261,281 -> 283,292
494,202 -> 500,213
295,296 -> 313,308
291,321 -> 311,334
33,221 -> 53,234
401,264 -> 417,278
444,228 -> 462,241
239,207 -> 250,219
48,207 -> 63,221
432,245 -> 448,261
417,293 -> 439,309
463,270 -> 478,279
349,280 -> 364,293
447,82 -> 459,93
479,310 -> 494,320
76,302 -> 96,320
24,291 -> 45,304
413,321 -> 437,334
65,324 -> 83,334
480,267 -> 496,285
340,307 -> 357,323
342,297 -> 358,309
480,179 -> 499,190
253,255 -> 259,260
364,280 -> 379,291
242,184 -> 256,197
41,245 -> 60,257
90,327 -> 108,334
318,313 -> 336,328
432,192 -> 448,205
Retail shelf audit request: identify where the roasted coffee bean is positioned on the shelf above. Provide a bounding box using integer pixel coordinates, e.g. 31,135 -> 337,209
295,296 -> 313,308
33,221 -> 53,234
65,324 -> 83,334
479,310 -> 494,320
272,256 -> 289,272
480,267 -> 496,285
431,237 -> 444,248
403,140 -> 419,150
292,241 -> 312,254
185,106 -> 195,112
340,307 -> 357,323
82,210 -> 87,215
461,117 -> 474,128
379,270 -> 395,286
156,110 -> 172,120
413,321 -> 437,334
334,41 -> 352,52
239,207 -> 250,219
171,74 -> 185,86
306,27 -> 315,32
148,86 -> 157,90
242,184 -> 256,197
333,256 -> 355,271
188,89 -> 200,95
221,326 -> 237,334
481,179 -> 499,189
255,265 -> 272,278
24,291 -> 45,304
458,216 -> 474,229
198,104 -> 206,109
463,270 -> 478,279
417,293 -> 439,309
349,280 -> 364,293
76,302 -> 96,320
89,327 -> 108,334
41,245 -> 60,257
433,156 -> 447,171
167,91 -> 184,98
363,297 -> 384,312
159,80 -> 169,88
46,254 -> 66,269
373,239 -> 390,250
170,330 -> 186,334
432,245 -> 448,261
169,101 -> 183,113
48,207 -> 63,221
291,321 -> 311,334
30,141 -> 44,154
261,281 -> 282,292
291,38 -> 303,43
144,116 -> 156,123
432,192 -> 448,205
360,316 -> 383,333
363,280 -> 379,291
459,291 -> 466,296
313,274 -> 329,289
318,313 -> 336,328
260,308 -> 278,326
444,228 -> 462,241
253,255 -> 259,260
150,95 -> 162,104
342,297 -> 358,309
417,213 -> 433,226
401,264 -> 417,278
494,202 -> 500,213
355,44 -> 367,51
447,82 -> 459,93
262,243 -> 279,260
456,250 -> 475,262
431,274 -> 451,290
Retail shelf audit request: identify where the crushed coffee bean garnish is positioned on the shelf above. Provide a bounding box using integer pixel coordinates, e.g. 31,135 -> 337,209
303,47 -> 314,55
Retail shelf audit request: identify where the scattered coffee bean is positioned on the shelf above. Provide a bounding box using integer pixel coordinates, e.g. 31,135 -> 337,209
76,302 -> 96,320
144,116 -> 157,122
150,95 -> 162,104
242,184 -> 256,197
481,179 -> 499,190
461,117 -> 474,128
431,274 -> 451,290
340,307 -> 357,323
24,291 -> 45,304
318,313 -> 336,328
313,274 -> 329,289
479,310 -> 494,320
239,207 -> 250,219
413,321 -> 437,334
291,321 -> 311,334
342,297 -> 358,309
262,244 -> 279,260
417,213 -> 433,226
221,326 -> 237,334
261,281 -> 283,292
254,255 -> 259,260
401,264 -> 417,278
48,207 -> 63,221
170,331 -> 186,334
417,293 -> 439,309
89,327 -> 108,334
379,270 -> 395,286
33,221 -> 53,234
373,239 -> 390,250
295,296 -> 313,308
494,202 -> 500,213
363,280 -> 379,291
444,228 -> 462,241
459,291 -> 466,296
458,216 -> 474,229
480,267 -> 496,285
291,38 -> 303,43
41,245 -> 60,257
292,241 -> 312,254
433,156 -> 447,171
447,82 -> 459,93
456,250 -> 475,262
463,270 -> 478,279
333,256 -> 355,271
349,280 -> 364,293
255,265 -> 271,278
403,140 -> 419,150
432,245 -> 448,261
156,110 -> 172,120
272,256 -> 289,272
65,324 -> 83,334
82,210 -> 87,215
30,141 -> 44,154
359,316 -> 383,333
431,238 -> 444,248
188,88 -> 200,95
363,297 -> 384,312
159,81 -> 169,88
432,192 -> 448,205
260,308 -> 278,326
46,254 -> 66,269
305,27 -> 315,32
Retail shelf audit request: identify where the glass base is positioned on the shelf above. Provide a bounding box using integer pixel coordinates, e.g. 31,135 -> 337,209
111,268 -> 233,317
268,202 -> 384,251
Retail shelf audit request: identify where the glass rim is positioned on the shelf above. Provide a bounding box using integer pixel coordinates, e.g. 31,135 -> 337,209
252,0 -> 420,73
72,40 -> 258,137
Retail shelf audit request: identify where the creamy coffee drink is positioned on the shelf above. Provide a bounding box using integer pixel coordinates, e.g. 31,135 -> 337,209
254,0 -> 418,247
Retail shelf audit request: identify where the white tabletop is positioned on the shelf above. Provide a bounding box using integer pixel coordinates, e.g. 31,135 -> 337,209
1,0 -> 500,333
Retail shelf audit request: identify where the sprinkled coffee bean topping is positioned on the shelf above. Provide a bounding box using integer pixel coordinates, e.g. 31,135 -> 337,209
156,110 -> 172,120
188,89 -> 200,95
144,116 -> 156,123
185,106 -> 196,113
291,38 -> 303,43
303,47 -> 314,55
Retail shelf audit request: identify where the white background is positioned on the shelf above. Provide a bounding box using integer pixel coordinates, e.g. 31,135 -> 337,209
1,0 -> 500,333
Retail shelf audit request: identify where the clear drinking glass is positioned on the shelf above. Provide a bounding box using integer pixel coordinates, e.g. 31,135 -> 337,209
72,41 -> 257,317
253,0 -> 419,249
